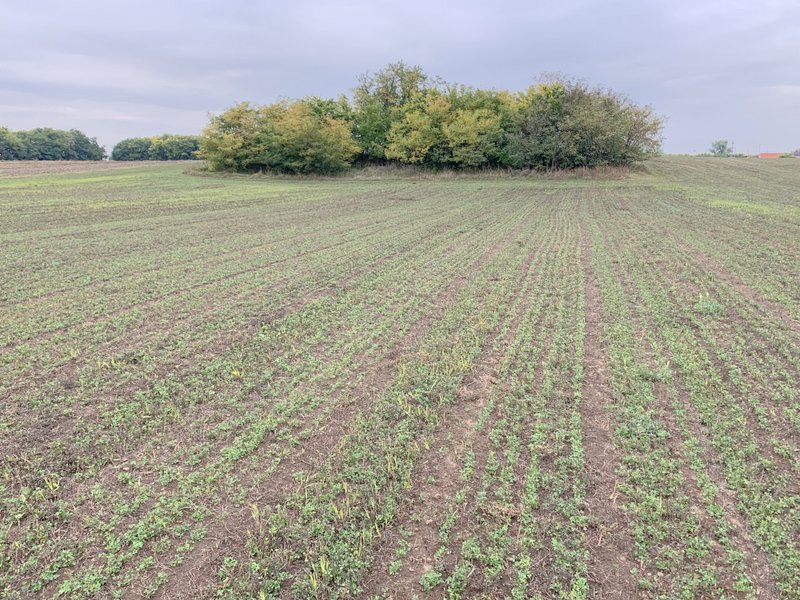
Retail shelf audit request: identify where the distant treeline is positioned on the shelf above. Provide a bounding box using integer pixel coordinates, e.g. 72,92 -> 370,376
111,135 -> 200,161
200,62 -> 663,174
0,127 -> 105,160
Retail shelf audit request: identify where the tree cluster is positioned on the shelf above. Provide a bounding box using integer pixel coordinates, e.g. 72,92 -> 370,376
111,135 -> 201,161
0,127 -> 105,160
199,101 -> 358,174
199,63 -> 663,174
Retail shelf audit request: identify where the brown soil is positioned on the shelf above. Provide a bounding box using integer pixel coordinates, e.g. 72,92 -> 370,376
22,220 -> 473,598
598,216 -> 781,598
657,228 -> 799,337
154,205 -> 539,599
359,234 -> 543,598
578,226 -> 639,598
0,160 -> 189,177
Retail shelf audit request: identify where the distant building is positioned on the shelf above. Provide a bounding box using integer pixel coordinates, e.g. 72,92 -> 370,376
759,152 -> 782,158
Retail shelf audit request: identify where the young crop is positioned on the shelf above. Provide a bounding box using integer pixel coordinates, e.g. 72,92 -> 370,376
0,157 -> 797,598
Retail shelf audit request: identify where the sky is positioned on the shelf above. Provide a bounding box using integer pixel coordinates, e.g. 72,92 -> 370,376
1,0 -> 798,155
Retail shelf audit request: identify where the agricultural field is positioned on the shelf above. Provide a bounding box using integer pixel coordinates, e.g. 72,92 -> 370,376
1,156 -> 798,599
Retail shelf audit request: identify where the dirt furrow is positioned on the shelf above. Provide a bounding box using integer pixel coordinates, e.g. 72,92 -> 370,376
152,203 -> 541,599
359,235 -> 545,598
578,225 -> 639,598
18,216 -> 505,599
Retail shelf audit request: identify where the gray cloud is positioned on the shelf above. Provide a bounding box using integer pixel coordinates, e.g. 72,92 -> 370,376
1,0 -> 798,153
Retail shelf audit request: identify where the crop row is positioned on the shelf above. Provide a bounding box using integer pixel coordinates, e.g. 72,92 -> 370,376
1,180 -> 542,598
584,187 -> 799,597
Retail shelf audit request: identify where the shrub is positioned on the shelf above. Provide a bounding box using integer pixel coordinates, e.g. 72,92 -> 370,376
199,64 -> 663,174
199,101 -> 358,174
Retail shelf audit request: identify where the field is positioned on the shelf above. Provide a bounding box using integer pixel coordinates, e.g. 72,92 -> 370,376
1,157 -> 798,599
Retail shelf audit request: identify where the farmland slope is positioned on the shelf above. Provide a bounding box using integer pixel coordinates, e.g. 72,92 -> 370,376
1,157 -> 798,599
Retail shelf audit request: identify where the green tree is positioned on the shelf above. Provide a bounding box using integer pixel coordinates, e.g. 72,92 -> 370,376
10,128 -> 104,160
198,102 -> 264,171
385,90 -> 451,166
0,127 -> 25,159
352,62 -> 430,161
148,135 -> 200,160
506,83 -> 570,169
111,137 -> 152,160
303,95 -> 353,122
67,129 -> 105,160
385,87 -> 509,169
258,101 -> 359,174
112,135 -> 200,160
16,128 -> 72,160
560,83 -> 630,167
618,104 -> 663,163
354,61 -> 429,110
709,139 -> 733,157
199,100 -> 358,174
442,108 -> 503,167
440,86 -> 512,168
506,80 -> 662,169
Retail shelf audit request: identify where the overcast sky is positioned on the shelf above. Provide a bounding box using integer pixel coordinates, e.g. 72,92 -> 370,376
2,0 -> 798,154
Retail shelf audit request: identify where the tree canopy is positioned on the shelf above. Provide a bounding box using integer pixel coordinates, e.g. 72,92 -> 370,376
199,101 -> 359,174
111,135 -> 200,161
199,63 -> 664,174
0,127 -> 105,160
709,140 -> 733,157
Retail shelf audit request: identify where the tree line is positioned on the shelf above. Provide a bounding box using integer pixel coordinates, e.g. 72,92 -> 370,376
199,62 -> 663,174
0,127 -> 201,162
0,127 -> 105,160
111,135 -> 200,161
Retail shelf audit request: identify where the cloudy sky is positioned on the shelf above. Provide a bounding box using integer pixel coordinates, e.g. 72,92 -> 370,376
2,0 -> 798,154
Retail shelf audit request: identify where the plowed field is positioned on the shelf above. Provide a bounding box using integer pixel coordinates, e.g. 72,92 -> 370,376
2,157 -> 798,599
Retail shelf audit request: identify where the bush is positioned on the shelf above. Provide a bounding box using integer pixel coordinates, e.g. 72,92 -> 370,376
506,80 -> 662,169
199,64 -> 663,174
199,101 -> 358,174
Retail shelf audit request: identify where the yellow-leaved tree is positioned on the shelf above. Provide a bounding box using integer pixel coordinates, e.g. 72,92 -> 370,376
199,101 -> 358,174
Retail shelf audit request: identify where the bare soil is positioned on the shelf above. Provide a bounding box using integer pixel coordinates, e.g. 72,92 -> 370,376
0,160 -> 189,177
578,225 -> 639,598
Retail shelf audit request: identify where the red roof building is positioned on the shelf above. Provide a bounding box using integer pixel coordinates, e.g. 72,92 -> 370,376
759,152 -> 782,158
